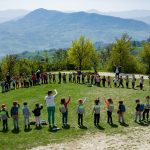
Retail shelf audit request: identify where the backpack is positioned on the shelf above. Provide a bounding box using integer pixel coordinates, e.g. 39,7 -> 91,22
139,104 -> 144,112
59,105 -> 66,113
0,110 -> 7,120
78,105 -> 84,114
120,105 -> 125,112
11,106 -> 18,115
94,105 -> 100,114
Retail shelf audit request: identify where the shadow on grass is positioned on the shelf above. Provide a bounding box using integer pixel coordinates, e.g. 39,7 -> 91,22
62,124 -> 70,129
34,126 -> 42,130
136,121 -> 149,126
96,125 -> 105,130
109,123 -> 118,128
79,125 -> 88,130
24,128 -> 32,132
120,122 -> 129,127
11,129 -> 20,134
0,129 -> 9,133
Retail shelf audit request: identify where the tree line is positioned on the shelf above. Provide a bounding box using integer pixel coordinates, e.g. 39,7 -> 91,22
0,34 -> 150,80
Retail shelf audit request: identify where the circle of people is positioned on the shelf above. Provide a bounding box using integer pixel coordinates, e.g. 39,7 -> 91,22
1,70 -> 146,93
0,89 -> 149,131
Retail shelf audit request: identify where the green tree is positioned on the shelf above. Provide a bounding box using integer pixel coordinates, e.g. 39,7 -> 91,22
107,34 -> 138,73
68,35 -> 96,71
52,49 -> 68,70
140,42 -> 150,74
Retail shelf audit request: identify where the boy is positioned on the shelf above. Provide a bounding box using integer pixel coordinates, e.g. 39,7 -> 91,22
117,101 -> 126,123
143,96 -> 150,121
11,101 -> 20,130
22,102 -> 31,129
32,103 -> 43,127
0,104 -> 9,131
92,99 -> 100,126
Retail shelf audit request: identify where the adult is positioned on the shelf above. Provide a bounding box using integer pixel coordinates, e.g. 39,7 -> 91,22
45,89 -> 58,128
114,65 -> 121,79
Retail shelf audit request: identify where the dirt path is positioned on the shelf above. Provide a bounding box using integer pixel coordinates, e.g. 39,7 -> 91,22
30,126 -> 150,150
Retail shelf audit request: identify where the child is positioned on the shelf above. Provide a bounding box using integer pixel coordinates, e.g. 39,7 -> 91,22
140,76 -> 144,90
32,104 -> 43,127
125,75 -> 129,89
118,76 -> 124,88
132,75 -> 136,89
0,104 -> 9,131
117,101 -> 126,123
22,102 -> 31,129
107,76 -> 111,88
92,99 -> 100,126
102,76 -> 106,87
142,96 -> 150,121
59,96 -> 71,127
76,98 -> 86,127
11,101 -> 20,130
113,77 -> 118,87
135,99 -> 143,122
105,98 -> 114,124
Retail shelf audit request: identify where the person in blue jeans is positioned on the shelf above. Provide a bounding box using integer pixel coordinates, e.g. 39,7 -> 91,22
45,89 -> 58,128
59,96 -> 71,127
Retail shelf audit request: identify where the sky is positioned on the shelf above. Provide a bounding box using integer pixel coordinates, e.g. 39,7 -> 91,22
0,0 -> 150,12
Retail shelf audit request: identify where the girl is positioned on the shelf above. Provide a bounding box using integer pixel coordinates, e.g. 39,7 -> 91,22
102,76 -> 106,87
92,99 -> 100,126
32,103 -> 43,127
59,96 -> 71,127
105,98 -> 114,124
107,76 -> 111,88
117,101 -> 126,123
76,98 -> 86,127
140,76 -> 144,90
132,75 -> 136,89
135,99 -> 143,122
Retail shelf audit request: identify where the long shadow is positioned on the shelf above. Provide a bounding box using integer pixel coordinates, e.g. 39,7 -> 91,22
110,123 -> 118,128
120,122 -> 129,127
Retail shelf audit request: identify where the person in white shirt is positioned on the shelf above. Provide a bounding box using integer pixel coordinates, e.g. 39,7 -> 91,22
45,89 -> 58,128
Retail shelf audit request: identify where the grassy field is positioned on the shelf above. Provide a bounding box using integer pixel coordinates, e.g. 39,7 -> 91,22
0,79 -> 150,150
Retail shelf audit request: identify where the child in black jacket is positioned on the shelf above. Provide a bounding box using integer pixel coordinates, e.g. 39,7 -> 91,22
32,104 -> 43,127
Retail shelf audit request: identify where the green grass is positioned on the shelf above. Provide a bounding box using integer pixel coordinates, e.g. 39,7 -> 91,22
0,79 -> 150,150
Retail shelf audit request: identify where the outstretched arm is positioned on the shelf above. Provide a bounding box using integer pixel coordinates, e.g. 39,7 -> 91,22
66,96 -> 71,104
53,89 -> 58,97
83,97 -> 87,104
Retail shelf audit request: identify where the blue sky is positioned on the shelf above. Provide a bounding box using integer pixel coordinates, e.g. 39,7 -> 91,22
0,0 -> 150,11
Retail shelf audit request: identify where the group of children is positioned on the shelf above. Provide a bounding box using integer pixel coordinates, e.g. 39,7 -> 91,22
1,71 -> 147,94
0,95 -> 149,131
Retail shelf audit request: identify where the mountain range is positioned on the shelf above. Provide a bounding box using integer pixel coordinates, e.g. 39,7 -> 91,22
0,9 -> 29,23
0,8 -> 150,57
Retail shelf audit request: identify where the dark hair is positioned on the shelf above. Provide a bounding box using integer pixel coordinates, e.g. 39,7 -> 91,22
108,98 -> 113,103
146,96 -> 150,99
23,102 -> 27,105
135,99 -> 140,103
61,98 -> 65,104
48,90 -> 52,95
119,101 -> 123,104
95,99 -> 100,105
36,103 -> 39,107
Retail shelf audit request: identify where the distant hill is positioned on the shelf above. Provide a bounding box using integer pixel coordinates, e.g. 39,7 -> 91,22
0,9 -> 29,23
134,16 -> 150,25
0,8 -> 150,57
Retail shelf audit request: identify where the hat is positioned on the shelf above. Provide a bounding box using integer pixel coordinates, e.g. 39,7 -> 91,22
1,104 -> 6,108
13,101 -> 17,105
